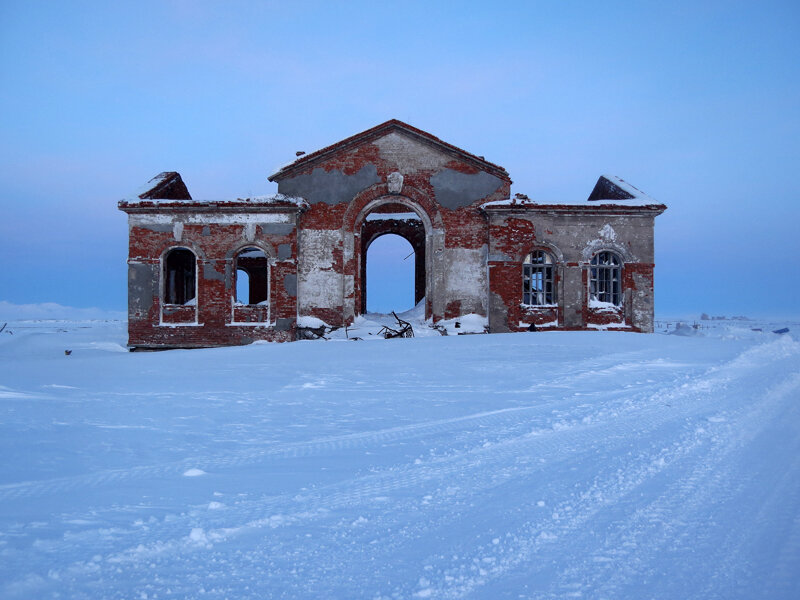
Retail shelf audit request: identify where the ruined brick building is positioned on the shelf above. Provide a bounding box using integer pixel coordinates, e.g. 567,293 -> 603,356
119,120 -> 666,349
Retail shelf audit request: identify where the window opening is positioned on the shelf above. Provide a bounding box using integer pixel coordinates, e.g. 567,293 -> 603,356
522,251 -> 555,305
590,251 -> 622,306
366,234 -> 415,313
234,247 -> 269,305
164,248 -> 196,305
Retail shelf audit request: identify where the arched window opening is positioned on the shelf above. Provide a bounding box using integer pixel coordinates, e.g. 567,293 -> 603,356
366,234 -> 415,313
234,247 -> 269,305
523,251 -> 555,306
164,248 -> 196,305
590,251 -> 622,306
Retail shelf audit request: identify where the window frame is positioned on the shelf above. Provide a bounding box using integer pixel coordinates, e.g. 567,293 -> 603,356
522,250 -> 556,307
589,251 -> 622,306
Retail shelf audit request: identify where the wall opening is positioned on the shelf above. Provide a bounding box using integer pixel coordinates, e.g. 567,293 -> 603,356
164,248 -> 196,305
356,201 -> 428,316
234,247 -> 269,305
365,234 -> 416,313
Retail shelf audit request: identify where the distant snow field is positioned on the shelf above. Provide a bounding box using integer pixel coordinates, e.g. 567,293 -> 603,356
0,308 -> 798,599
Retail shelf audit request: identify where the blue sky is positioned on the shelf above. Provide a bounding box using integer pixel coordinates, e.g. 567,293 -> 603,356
1,0 -> 798,317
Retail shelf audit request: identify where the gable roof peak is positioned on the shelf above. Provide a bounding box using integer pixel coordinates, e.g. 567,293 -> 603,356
269,120 -> 508,182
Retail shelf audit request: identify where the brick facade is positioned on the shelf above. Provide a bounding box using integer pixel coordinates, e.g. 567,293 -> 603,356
119,120 -> 666,349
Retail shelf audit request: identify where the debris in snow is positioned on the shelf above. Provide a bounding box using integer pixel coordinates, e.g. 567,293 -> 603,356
378,312 -> 414,339
297,316 -> 333,340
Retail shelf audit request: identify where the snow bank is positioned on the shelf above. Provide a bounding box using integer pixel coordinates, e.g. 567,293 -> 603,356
0,301 -> 124,321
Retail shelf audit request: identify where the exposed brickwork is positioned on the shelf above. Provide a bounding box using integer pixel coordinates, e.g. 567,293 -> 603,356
120,120 -> 665,349
121,202 -> 300,349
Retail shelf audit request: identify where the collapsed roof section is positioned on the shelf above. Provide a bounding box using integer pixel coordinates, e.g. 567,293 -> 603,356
587,175 -> 653,202
120,172 -> 307,212
136,171 -> 192,201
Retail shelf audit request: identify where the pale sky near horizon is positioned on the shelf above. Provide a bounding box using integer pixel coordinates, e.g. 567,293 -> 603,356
1,0 -> 798,317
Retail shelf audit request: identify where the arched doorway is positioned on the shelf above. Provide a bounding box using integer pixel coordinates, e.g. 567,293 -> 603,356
360,204 -> 426,314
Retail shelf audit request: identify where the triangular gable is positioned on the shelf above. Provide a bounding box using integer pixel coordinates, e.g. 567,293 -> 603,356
587,175 -> 651,202
269,119 -> 509,182
137,172 -> 192,200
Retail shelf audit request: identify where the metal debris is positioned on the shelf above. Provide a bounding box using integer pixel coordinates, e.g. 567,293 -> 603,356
378,312 -> 414,339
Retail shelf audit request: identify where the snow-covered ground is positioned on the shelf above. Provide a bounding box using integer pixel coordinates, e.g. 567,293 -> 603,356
0,309 -> 798,599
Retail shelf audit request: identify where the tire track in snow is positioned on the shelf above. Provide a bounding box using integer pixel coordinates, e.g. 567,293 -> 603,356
408,337 -> 800,598
0,406 -> 553,501
4,337 -> 794,597
18,338 -> 795,590
0,348 -> 694,502
541,371 -> 800,600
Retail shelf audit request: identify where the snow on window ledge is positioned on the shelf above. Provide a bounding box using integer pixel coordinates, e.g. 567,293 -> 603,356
588,299 -> 622,312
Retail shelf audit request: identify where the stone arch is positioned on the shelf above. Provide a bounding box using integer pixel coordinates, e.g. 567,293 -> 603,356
225,240 -> 276,262
580,240 -> 634,265
521,240 -> 564,265
343,183 -> 445,322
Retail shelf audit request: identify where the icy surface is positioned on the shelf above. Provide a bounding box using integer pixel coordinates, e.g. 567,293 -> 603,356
0,314 -> 799,599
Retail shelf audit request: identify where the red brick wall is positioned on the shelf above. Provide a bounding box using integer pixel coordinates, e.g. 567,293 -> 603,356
126,218 -> 298,349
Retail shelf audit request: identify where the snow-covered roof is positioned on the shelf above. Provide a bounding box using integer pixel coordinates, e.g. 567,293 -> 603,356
481,199 -> 665,212
482,175 -> 663,210
119,193 -> 308,211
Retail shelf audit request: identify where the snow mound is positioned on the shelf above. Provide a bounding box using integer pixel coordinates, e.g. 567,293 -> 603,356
669,322 -> 703,337
296,316 -> 329,329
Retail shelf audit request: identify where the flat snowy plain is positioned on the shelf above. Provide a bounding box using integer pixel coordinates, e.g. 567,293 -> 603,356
0,310 -> 798,599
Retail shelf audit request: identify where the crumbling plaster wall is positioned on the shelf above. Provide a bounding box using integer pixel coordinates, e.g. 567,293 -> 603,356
125,210 -> 299,348
487,210 -> 657,333
277,131 -> 510,326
